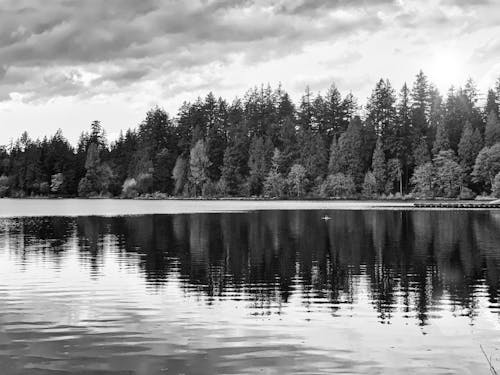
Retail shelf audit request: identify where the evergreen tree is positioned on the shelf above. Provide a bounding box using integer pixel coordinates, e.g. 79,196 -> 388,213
413,138 -> 431,167
371,138 -> 386,194
485,89 -> 499,119
396,83 -> 413,191
248,137 -> 273,195
411,71 -> 431,140
337,117 -> 364,186
485,111 -> 500,147
432,120 -> 450,156
328,136 -> 341,174
458,121 -> 479,179
299,130 -> 328,181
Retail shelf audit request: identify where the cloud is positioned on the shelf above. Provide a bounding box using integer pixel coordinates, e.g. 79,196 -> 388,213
0,0 -> 497,106
0,0 -> 389,102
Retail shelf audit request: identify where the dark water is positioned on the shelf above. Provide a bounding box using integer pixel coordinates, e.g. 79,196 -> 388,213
1,210 -> 500,374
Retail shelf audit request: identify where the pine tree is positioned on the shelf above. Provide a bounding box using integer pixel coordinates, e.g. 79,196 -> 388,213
328,136 -> 340,174
371,138 -> 386,194
432,120 -> 450,156
337,116 -> 364,186
485,111 -> 500,147
413,138 -> 431,167
299,130 -> 328,181
485,89 -> 499,119
248,137 -> 273,195
411,71 -> 431,139
458,121 -> 477,178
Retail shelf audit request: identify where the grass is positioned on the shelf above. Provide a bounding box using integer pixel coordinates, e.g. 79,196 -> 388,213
481,345 -> 498,375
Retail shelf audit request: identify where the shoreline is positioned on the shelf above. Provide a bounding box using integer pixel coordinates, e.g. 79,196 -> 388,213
1,198 -> 500,218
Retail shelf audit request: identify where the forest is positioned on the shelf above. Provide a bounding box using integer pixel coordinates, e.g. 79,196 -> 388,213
1,71 -> 500,200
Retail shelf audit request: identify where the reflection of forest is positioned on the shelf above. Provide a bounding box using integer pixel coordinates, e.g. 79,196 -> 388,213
2,210 -> 500,324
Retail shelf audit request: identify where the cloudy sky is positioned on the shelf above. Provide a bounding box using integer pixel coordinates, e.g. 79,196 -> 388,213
1,0 -> 499,145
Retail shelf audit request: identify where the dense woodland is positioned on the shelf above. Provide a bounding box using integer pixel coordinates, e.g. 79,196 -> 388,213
1,71 -> 500,199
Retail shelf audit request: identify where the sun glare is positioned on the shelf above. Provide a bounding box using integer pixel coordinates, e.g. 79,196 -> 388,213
428,49 -> 465,90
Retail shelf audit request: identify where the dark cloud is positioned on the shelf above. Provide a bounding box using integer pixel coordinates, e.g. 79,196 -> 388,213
0,0 -> 492,102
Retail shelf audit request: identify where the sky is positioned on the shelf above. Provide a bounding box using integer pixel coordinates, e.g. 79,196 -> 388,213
0,0 -> 500,145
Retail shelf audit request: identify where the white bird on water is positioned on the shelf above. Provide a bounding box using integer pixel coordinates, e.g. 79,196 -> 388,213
322,214 -> 331,221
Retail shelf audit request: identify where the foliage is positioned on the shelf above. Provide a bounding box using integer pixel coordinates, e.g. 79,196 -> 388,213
411,162 -> 435,198
472,144 -> 500,192
485,112 -> 500,147
362,171 -> 377,197
287,164 -> 308,197
433,150 -> 463,198
189,140 -> 210,196
372,138 -> 386,194
0,175 -> 9,197
493,172 -> 500,198
320,173 -> 356,198
122,178 -> 138,198
0,76 -> 499,199
172,156 -> 188,196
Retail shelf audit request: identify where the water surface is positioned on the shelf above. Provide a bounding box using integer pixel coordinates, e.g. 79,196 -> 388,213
1,209 -> 500,374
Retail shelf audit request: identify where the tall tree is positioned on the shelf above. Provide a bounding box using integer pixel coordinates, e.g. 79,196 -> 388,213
485,111 -> 500,147
372,138 -> 386,194
189,140 -> 210,196
337,116 -> 365,186
432,120 -> 451,156
248,137 -> 273,195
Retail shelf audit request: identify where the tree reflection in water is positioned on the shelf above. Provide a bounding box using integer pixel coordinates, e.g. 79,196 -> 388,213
2,210 -> 500,326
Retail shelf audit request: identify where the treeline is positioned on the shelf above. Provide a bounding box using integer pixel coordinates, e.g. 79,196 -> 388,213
1,71 -> 500,199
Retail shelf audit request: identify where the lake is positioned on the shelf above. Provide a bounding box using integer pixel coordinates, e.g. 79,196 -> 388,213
1,204 -> 500,374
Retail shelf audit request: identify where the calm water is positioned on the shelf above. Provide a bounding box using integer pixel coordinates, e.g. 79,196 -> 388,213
1,209 -> 500,374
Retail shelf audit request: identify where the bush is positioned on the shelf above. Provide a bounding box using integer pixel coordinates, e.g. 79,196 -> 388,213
493,172 -> 500,198
320,173 -> 356,198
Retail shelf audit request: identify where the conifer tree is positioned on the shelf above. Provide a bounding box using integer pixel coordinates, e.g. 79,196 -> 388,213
485,111 -> 500,147
432,120 -> 450,156
328,136 -> 341,174
458,121 -> 478,176
371,138 -> 386,194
